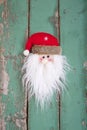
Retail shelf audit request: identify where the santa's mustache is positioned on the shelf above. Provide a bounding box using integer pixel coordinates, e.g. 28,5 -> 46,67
22,54 -> 69,108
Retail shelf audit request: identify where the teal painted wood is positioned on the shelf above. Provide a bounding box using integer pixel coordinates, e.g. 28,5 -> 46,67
29,0 -> 59,130
60,0 -> 87,130
30,0 -> 57,34
0,0 -> 28,129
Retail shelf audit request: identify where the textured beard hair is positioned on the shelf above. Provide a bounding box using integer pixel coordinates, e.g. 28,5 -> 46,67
22,54 -> 69,108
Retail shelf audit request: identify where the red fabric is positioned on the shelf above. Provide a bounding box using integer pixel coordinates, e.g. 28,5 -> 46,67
25,32 -> 60,51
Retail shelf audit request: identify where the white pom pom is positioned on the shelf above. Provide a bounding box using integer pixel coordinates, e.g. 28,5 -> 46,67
23,50 -> 29,56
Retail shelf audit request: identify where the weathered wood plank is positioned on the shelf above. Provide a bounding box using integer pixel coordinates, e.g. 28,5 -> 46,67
0,0 -> 28,129
28,0 -> 59,130
60,0 -> 87,129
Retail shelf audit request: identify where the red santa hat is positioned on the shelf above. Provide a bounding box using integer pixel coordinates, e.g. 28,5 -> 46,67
23,32 -> 61,56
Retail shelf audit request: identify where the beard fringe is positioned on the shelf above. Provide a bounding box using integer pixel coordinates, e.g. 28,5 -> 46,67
22,54 -> 69,109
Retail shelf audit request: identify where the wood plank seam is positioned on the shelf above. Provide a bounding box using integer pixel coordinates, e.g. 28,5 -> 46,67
27,0 -> 31,130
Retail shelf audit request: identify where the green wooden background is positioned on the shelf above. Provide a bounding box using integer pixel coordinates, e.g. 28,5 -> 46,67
0,0 -> 87,130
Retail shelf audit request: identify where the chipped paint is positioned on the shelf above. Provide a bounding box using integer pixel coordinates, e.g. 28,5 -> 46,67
6,109 -> 27,129
84,61 -> 87,70
0,23 -> 4,35
49,9 -> 60,39
50,9 -> 58,28
14,89 -> 27,129
5,89 -> 27,129
82,120 -> 87,126
13,113 -> 26,128
0,96 -> 6,130
13,89 -> 27,129
0,47 -> 9,95
54,10 -> 58,28
2,8 -> 9,22
1,0 -> 9,28
0,0 -> 6,5
0,1 -> 9,129
0,97 -> 5,115
25,29 -> 28,39
0,118 -> 6,130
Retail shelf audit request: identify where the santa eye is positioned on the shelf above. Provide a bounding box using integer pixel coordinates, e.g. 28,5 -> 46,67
47,55 -> 50,58
42,56 -> 45,59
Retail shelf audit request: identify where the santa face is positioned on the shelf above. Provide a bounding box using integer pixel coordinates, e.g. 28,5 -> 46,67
22,53 -> 69,108
39,55 -> 54,64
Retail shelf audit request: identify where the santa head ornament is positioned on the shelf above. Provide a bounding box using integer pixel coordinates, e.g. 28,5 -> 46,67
22,32 -> 69,108
23,32 -> 61,56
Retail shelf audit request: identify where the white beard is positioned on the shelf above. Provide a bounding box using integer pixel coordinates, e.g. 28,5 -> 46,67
22,54 -> 69,108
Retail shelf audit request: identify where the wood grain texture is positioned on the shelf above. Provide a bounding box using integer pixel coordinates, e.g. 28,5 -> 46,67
0,0 -> 28,129
60,0 -> 87,130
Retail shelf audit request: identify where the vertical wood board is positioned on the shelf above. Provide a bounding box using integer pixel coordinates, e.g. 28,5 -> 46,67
0,0 -> 28,129
28,0 -> 59,130
60,0 -> 87,130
